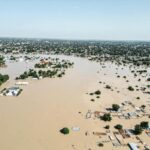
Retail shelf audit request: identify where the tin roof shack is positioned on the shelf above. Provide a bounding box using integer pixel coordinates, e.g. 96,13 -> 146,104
128,112 -> 138,119
128,143 -> 139,150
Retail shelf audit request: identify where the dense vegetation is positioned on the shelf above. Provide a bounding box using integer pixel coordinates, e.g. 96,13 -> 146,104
34,59 -> 74,69
16,69 -> 62,80
134,121 -> 149,135
16,58 -> 74,80
0,38 -> 150,66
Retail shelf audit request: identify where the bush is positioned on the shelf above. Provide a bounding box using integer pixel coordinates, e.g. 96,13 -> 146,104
89,93 -> 93,95
94,90 -> 101,95
105,125 -> 110,129
141,105 -> 146,109
112,104 -> 120,111
115,124 -> 123,130
140,121 -> 149,129
101,113 -> 112,121
128,86 -> 134,91
105,85 -> 111,89
0,74 -> 9,86
60,127 -> 70,135
134,124 -> 143,135
98,143 -> 104,147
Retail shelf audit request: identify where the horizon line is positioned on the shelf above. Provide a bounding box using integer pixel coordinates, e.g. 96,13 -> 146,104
0,36 -> 150,42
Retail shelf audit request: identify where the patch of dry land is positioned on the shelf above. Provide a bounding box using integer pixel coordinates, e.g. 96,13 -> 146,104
0,54 -> 150,150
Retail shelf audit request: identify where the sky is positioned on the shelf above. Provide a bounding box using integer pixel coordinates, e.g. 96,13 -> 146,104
0,0 -> 150,41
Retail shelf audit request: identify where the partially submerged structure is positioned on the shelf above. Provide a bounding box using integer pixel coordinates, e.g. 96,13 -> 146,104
1,87 -> 22,96
128,143 -> 139,150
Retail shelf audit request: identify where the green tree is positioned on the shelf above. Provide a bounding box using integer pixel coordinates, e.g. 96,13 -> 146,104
0,74 -> 9,86
98,143 -> 104,147
112,104 -> 120,111
115,124 -> 123,130
60,127 -> 70,135
128,86 -> 134,91
140,121 -> 149,129
134,124 -> 143,135
101,113 -> 112,121
94,90 -> 101,95
105,125 -> 110,129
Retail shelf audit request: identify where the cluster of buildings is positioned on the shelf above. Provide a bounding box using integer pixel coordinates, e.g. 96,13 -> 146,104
85,100 -> 150,150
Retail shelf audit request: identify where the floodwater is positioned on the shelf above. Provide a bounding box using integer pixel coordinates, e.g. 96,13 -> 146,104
0,54 -> 149,150
0,55 -> 102,150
